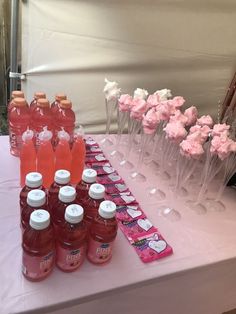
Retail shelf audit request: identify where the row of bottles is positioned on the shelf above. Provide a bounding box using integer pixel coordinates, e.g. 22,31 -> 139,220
20,127 -> 85,187
8,91 -> 75,156
21,170 -> 118,281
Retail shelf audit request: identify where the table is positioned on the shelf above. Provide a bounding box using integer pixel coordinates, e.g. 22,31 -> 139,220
1,135 -> 236,314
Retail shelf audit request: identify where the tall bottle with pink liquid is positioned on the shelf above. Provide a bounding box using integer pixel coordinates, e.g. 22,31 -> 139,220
71,127 -> 86,184
8,98 -> 30,156
31,98 -> 53,148
51,93 -> 67,116
55,129 -> 72,172
29,92 -> 46,114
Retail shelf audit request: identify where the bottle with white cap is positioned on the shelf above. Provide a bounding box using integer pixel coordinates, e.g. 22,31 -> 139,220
76,169 -> 97,206
51,185 -> 76,233
20,172 -> 45,213
82,183 -> 105,228
87,200 -> 117,265
21,189 -> 47,232
56,204 -> 87,272
22,209 -> 55,281
48,170 -> 71,211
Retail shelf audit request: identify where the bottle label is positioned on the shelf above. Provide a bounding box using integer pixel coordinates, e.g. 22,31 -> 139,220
22,251 -> 54,280
56,244 -> 86,271
87,239 -> 114,264
9,131 -> 22,149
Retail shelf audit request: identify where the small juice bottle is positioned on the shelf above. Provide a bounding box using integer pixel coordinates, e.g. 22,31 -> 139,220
56,204 -> 87,272
76,169 -> 97,206
20,172 -> 45,214
48,169 -> 71,213
82,183 -> 105,229
22,209 -> 55,281
71,126 -> 86,184
21,189 -> 47,232
51,186 -> 76,234
20,129 -> 36,187
55,129 -> 72,172
29,92 -> 46,114
87,200 -> 117,264
51,93 -> 67,116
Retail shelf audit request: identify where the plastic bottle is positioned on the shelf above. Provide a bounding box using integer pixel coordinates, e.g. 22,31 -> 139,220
48,169 -> 71,213
8,90 -> 25,113
21,189 -> 47,232
20,129 -> 37,187
51,93 -> 67,116
30,92 -> 46,114
20,172 -> 45,214
31,98 -> 53,148
71,127 -> 86,184
56,204 -> 87,272
8,97 -> 30,156
54,100 -> 75,145
55,129 -> 72,172
82,183 -> 105,229
22,209 -> 55,281
51,186 -> 76,234
76,169 -> 97,206
37,127 -> 55,189
87,200 -> 117,264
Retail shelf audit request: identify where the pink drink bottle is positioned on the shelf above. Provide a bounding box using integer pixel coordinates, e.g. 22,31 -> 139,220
51,186 -> 76,234
48,170 -> 71,213
20,172 -> 45,214
82,183 -> 105,229
8,90 -> 25,113
37,127 -> 55,189
29,92 -> 46,114
9,98 -> 30,156
87,200 -> 117,264
71,127 -> 86,184
56,204 -> 87,272
55,129 -> 72,172
21,189 -> 47,233
51,93 -> 67,116
22,209 -> 55,281
20,129 -> 37,187
31,98 -> 53,148
76,169 -> 97,207
54,100 -> 75,145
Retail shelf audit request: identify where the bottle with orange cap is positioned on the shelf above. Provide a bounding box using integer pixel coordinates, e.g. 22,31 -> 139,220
29,92 -> 46,114
37,127 -> 55,189
51,93 -> 67,116
31,98 -> 53,149
8,97 -> 30,156
54,99 -> 75,146
8,90 -> 27,113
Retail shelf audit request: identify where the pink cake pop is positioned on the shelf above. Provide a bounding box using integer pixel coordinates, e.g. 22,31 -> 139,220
164,121 -> 187,142
118,94 -> 133,112
180,139 -> 204,159
197,115 -> 214,128
169,110 -> 188,125
212,123 -> 230,137
184,106 -> 198,126
146,94 -> 159,109
130,98 -> 148,121
142,108 -> 160,134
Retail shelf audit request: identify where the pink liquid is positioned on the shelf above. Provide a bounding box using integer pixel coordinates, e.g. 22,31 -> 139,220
82,196 -> 104,229
9,105 -> 30,156
51,200 -> 75,234
56,220 -> 87,272
54,107 -> 75,144
55,139 -> 72,172
48,181 -> 71,214
76,180 -> 91,207
29,92 -> 46,114
21,203 -> 48,233
87,215 -> 118,264
20,139 -> 37,187
20,185 -> 46,215
71,137 -> 86,184
31,106 -> 53,148
22,224 -> 55,281
37,141 -> 55,189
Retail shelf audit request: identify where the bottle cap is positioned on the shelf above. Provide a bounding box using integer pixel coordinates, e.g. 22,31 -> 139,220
59,186 -> 76,203
22,128 -> 34,142
65,204 -> 84,224
12,90 -> 24,99
60,100 -> 72,109
26,172 -> 43,188
37,98 -> 50,108
27,189 -> 46,207
38,126 -> 53,141
55,93 -> 67,101
88,183 -> 105,200
34,92 -> 46,100
30,209 -> 50,230
98,200 -> 116,219
13,97 -> 27,107
54,170 -> 70,185
82,169 -> 97,184
58,129 -> 70,142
